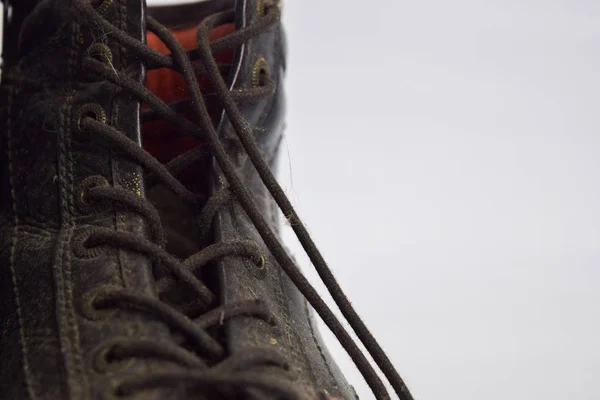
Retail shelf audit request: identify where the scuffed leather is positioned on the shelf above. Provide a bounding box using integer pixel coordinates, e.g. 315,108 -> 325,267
0,0 -> 174,398
213,1 -> 356,399
0,0 -> 356,399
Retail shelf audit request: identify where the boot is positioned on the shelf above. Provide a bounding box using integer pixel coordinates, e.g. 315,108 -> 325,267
0,0 -> 413,399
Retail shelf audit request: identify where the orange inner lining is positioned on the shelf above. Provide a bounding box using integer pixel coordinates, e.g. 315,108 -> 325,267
143,23 -> 236,164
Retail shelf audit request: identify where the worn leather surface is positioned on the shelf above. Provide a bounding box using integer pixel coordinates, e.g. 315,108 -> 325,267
213,1 -> 356,399
0,0 -> 174,398
0,0 -> 356,399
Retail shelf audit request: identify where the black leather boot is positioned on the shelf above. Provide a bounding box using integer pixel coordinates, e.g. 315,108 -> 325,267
0,1 -> 413,399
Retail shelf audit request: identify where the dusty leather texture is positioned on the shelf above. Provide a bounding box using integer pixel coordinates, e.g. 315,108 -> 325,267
0,0 -> 356,399
0,0 -> 174,398
213,1 -> 356,399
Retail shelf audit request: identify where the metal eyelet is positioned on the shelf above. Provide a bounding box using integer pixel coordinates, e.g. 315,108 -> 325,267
80,285 -> 120,321
73,103 -> 107,136
255,255 -> 266,271
245,253 -> 267,280
257,0 -> 266,16
257,0 -> 279,16
77,175 -> 110,213
252,57 -> 269,87
95,0 -> 114,15
72,226 -> 106,259
86,43 -> 114,66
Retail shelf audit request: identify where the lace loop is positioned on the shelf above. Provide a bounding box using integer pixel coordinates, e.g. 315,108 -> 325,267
81,117 -> 200,205
86,184 -> 166,247
99,338 -> 207,369
184,239 -> 264,271
92,338 -> 137,373
93,289 -> 224,359
74,103 -> 107,134
194,300 -> 275,330
86,228 -> 215,305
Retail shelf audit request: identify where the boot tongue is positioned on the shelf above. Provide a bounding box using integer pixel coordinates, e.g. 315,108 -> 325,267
143,23 -> 236,164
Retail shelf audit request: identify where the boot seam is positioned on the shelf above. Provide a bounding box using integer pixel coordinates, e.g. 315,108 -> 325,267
114,0 -> 129,291
273,251 -> 319,389
52,20 -> 90,399
305,298 -> 338,392
7,81 -> 39,400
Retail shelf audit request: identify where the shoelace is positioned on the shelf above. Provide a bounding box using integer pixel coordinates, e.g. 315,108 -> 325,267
68,0 -> 416,399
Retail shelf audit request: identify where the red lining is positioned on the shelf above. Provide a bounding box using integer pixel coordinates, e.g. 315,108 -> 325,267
143,23 -> 236,164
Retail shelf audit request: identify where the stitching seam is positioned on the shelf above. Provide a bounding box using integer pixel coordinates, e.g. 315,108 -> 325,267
305,298 -> 338,391
114,0 -> 128,289
56,99 -> 77,398
54,20 -> 89,399
7,82 -> 38,400
66,20 -> 89,398
66,90 -> 89,397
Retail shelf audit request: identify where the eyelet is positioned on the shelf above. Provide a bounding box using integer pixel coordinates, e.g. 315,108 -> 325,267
256,255 -> 266,271
81,285 -> 121,321
257,0 -> 266,16
77,175 -> 110,212
252,57 -> 269,87
92,338 -> 135,373
72,226 -> 106,259
257,0 -> 279,16
95,0 -> 114,15
245,254 -> 267,280
86,43 -> 114,66
73,103 -> 107,135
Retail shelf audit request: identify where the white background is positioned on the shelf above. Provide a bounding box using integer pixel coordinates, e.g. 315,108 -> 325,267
276,1 -> 600,399
279,1 -> 600,399
5,0 -> 600,399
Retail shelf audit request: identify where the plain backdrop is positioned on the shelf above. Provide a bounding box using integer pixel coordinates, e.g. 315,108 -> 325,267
276,1 -> 600,399
4,0 -> 600,399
